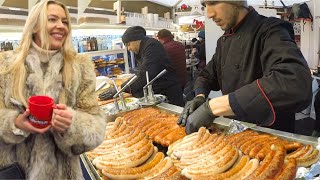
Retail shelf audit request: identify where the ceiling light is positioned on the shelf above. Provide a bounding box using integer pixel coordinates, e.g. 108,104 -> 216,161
8,7 -> 21,11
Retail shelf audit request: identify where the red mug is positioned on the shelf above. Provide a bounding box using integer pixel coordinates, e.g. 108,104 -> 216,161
28,96 -> 54,129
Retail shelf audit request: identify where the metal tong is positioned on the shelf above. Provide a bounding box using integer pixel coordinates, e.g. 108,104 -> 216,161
143,69 -> 167,103
112,75 -> 138,112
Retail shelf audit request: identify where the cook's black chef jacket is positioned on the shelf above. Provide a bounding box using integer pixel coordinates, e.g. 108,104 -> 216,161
194,7 -> 312,133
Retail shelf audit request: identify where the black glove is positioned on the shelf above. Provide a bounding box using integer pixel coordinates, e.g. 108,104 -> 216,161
98,87 -> 117,101
185,100 -> 217,134
177,96 -> 206,126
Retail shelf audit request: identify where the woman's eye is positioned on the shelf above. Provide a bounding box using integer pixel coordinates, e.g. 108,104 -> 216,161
62,21 -> 69,25
48,18 -> 56,22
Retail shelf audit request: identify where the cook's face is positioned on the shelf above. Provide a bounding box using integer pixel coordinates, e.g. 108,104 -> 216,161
34,4 -> 69,50
126,41 -> 140,54
205,2 -> 240,31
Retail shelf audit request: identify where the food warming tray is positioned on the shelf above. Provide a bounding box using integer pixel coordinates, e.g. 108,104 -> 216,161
80,102 -> 319,180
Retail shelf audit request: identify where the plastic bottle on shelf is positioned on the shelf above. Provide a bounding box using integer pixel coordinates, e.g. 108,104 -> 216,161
78,38 -> 84,53
1,42 -> 4,52
97,36 -> 102,51
87,37 -> 92,51
102,37 -> 108,50
90,37 -> 96,51
12,40 -> 19,51
107,40 -> 112,50
82,37 -> 88,52
72,38 -> 78,53
93,37 -> 98,51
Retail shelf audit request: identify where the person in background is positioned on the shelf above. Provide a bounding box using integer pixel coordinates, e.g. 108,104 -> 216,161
121,26 -> 184,106
177,0 -> 312,134
0,1 -> 106,179
194,30 -> 206,70
313,88 -> 320,137
157,29 -> 187,89
191,37 -> 201,54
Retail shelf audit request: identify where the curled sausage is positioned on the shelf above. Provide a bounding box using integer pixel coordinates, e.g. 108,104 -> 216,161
192,154 -> 249,180
273,158 -> 297,180
256,144 -> 286,179
102,152 -> 164,179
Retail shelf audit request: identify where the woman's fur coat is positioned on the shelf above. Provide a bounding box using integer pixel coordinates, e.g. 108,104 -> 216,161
0,45 -> 106,179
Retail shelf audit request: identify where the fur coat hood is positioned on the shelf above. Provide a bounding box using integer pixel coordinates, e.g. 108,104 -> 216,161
0,45 -> 106,180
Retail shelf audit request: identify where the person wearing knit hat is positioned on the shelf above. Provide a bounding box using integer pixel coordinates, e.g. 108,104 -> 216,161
200,0 -> 248,31
121,26 -> 146,54
119,26 -> 184,106
157,29 -> 187,89
201,0 -> 248,8
122,26 -> 146,44
178,0 -> 311,135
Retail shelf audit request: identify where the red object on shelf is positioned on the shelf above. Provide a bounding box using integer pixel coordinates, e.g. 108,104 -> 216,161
181,4 -> 188,10
193,19 -> 204,30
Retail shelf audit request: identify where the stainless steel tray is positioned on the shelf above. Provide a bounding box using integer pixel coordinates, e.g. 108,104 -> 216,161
81,103 -> 183,180
83,102 -> 319,179
80,154 -> 101,180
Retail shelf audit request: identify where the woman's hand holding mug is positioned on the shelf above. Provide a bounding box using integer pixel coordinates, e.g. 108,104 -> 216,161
15,109 -> 51,134
52,104 -> 73,133
14,96 -> 73,134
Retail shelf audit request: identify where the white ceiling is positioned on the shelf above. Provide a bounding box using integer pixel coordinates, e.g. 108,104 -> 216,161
150,0 -> 308,7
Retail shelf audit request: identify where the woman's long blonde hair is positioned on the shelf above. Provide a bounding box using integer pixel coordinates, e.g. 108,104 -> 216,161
2,0 -> 76,106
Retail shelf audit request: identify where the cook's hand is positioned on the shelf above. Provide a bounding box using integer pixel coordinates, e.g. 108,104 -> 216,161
52,104 -> 73,133
14,109 -> 51,134
185,100 -> 217,134
177,95 -> 206,126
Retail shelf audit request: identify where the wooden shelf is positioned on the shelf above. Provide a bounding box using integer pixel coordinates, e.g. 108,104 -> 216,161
75,23 -> 178,32
80,49 -> 127,57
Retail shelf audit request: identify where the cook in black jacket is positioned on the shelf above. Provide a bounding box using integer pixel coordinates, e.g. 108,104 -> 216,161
178,0 -> 312,134
121,26 -> 184,106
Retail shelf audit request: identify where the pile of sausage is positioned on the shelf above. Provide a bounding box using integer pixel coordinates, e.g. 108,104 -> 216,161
224,130 -> 320,167
168,128 -> 320,180
86,107 -> 320,179
86,118 -> 185,179
121,107 -> 186,147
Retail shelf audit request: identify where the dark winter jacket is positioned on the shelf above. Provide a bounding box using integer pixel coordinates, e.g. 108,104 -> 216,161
195,40 -> 206,69
162,39 -> 187,88
127,37 -> 184,106
194,8 -> 312,132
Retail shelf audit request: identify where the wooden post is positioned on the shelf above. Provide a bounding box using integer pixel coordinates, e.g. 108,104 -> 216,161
113,1 -> 121,24
28,0 -> 38,13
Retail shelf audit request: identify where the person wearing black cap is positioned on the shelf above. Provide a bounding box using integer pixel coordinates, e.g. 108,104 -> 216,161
177,0 -> 312,134
121,26 -> 184,106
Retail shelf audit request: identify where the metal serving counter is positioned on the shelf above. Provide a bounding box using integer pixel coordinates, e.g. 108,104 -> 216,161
81,102 -> 319,180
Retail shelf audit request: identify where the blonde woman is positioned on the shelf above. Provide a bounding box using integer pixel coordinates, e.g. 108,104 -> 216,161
0,0 -> 106,179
